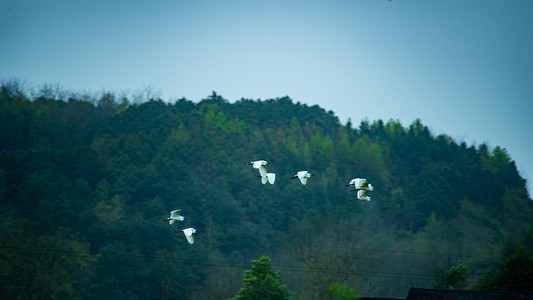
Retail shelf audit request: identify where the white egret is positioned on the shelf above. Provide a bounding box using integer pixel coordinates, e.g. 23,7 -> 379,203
175,228 -> 196,244
245,160 -> 268,178
346,178 -> 374,201
349,189 -> 371,201
346,178 -> 374,191
162,209 -> 185,224
246,160 -> 276,184
290,171 -> 311,185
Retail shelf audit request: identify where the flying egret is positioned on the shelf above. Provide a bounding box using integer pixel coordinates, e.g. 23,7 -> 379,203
346,178 -> 374,191
175,228 -> 196,244
245,160 -> 268,178
290,171 -> 311,185
162,209 -> 185,224
246,160 -> 276,184
349,189 -> 371,201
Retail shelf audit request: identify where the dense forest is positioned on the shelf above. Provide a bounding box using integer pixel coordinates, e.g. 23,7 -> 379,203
1,79 -> 532,299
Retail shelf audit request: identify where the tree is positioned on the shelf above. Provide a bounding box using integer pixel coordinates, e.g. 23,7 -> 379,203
2,81 -> 533,299
285,219 -> 368,300
433,264 -> 467,290
231,256 -> 290,300
0,224 -> 95,299
328,283 -> 360,300
475,248 -> 533,291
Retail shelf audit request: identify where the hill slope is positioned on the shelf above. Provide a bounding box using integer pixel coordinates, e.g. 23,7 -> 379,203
1,83 -> 532,299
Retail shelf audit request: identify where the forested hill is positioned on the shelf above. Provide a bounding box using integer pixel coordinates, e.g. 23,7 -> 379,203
1,81 -> 532,300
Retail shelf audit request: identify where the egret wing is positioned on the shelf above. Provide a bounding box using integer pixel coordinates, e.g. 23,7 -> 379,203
170,209 -> 184,222
357,189 -> 371,201
350,178 -> 367,189
258,165 -> 267,177
183,228 -> 196,244
267,173 -> 276,184
185,233 -> 195,244
360,179 -> 369,188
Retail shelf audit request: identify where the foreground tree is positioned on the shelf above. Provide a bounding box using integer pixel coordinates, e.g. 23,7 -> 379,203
475,247 -> 533,291
231,256 -> 290,300
433,264 -> 467,290
328,283 -> 360,300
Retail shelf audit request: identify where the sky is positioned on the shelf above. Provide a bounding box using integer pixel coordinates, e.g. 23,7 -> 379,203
1,0 -> 532,194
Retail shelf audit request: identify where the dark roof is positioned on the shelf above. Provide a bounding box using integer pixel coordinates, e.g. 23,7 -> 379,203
406,287 -> 533,300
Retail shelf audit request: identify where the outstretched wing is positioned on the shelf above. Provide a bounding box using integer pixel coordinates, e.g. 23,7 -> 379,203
267,173 -> 276,184
183,228 -> 196,244
170,210 -> 184,221
185,233 -> 195,244
350,178 -> 368,189
258,165 -> 267,177
355,189 -> 371,201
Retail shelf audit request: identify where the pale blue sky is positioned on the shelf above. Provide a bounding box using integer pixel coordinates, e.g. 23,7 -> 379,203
1,0 -> 532,194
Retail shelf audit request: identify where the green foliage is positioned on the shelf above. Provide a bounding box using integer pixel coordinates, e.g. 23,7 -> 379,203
433,264 -> 467,290
328,283 -> 360,300
205,104 -> 233,133
475,247 -> 533,291
312,131 -> 334,161
0,225 -> 95,299
231,256 -> 290,300
94,195 -> 126,227
1,81 -> 532,299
